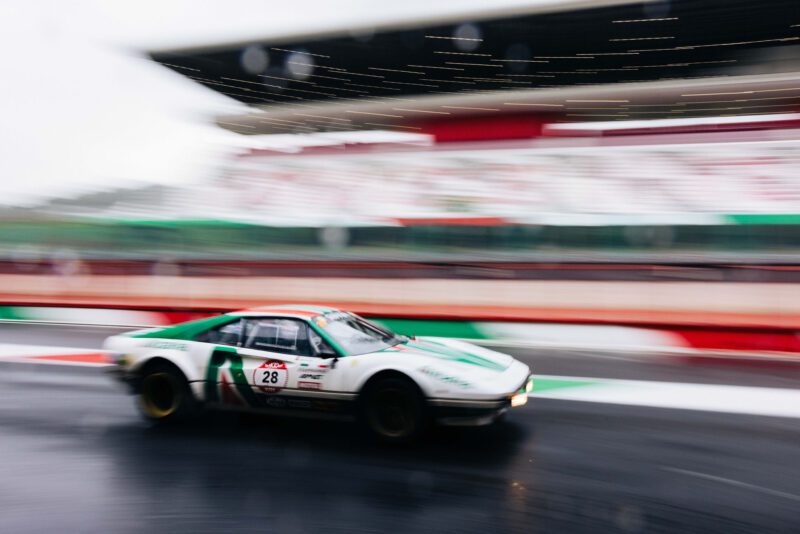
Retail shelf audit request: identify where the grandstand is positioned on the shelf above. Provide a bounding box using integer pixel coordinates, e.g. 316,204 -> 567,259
8,115 -> 799,227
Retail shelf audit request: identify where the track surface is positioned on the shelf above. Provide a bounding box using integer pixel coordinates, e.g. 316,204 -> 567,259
1,324 -> 799,533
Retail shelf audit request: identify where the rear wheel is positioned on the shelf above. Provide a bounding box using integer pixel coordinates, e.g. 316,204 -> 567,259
137,363 -> 197,424
360,376 -> 427,443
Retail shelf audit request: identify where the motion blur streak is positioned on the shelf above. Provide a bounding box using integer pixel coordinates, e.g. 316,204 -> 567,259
2,0 -> 800,532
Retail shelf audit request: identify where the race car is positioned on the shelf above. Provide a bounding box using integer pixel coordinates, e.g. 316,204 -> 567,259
104,305 -> 533,442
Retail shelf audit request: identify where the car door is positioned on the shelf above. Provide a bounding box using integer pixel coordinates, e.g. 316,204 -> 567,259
193,317 -> 304,408
189,318 -> 248,404
195,316 -> 344,411
236,317 -> 309,397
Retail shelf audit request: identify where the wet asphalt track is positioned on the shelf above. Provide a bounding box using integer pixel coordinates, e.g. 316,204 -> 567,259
1,324 -> 799,533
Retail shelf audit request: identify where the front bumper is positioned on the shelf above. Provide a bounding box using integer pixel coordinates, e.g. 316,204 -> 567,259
105,363 -> 137,393
432,374 -> 534,426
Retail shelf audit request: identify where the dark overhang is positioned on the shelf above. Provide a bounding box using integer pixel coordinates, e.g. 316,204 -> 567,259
151,0 -> 800,132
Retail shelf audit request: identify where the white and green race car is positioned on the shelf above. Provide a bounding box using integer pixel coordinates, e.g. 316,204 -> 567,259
104,305 -> 533,442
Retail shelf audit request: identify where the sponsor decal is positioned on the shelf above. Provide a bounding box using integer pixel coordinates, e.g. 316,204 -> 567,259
253,360 -> 289,393
219,374 -> 245,406
145,341 -> 188,351
298,381 -> 322,390
205,348 -> 259,406
261,395 -> 333,410
299,373 -> 323,380
419,366 -> 472,389
248,394 -> 347,412
300,364 -> 329,372
312,400 -> 342,412
265,396 -> 287,408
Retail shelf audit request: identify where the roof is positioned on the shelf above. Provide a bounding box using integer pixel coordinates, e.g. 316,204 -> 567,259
229,304 -> 341,319
147,0 -> 637,55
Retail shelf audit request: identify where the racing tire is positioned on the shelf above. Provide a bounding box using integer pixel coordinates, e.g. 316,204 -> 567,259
137,362 -> 198,424
359,376 -> 428,444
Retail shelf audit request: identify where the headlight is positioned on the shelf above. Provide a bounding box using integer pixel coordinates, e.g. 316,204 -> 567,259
525,376 -> 534,393
516,376 -> 534,394
510,376 -> 533,407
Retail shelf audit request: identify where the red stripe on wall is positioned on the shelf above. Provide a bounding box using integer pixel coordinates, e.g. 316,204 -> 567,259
414,115 -> 548,143
672,329 -> 800,353
29,353 -> 110,364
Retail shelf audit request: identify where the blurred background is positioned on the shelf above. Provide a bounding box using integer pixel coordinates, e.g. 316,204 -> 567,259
2,1 -> 800,532
3,0 -> 800,263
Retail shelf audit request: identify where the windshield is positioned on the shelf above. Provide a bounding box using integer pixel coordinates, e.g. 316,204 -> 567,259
314,313 -> 399,355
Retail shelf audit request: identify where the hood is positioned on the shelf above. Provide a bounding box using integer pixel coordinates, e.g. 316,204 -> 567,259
382,336 -> 514,373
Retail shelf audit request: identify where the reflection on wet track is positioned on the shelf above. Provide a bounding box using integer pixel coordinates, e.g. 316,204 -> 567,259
0,324 -> 799,533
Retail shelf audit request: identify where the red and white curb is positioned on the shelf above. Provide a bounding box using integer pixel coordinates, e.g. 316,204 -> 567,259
0,344 -> 110,367
4,306 -> 800,364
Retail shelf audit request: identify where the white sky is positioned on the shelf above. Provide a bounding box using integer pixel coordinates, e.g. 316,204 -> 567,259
0,0 -> 607,206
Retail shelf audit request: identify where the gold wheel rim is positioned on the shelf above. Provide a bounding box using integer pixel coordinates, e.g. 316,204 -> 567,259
140,372 -> 180,418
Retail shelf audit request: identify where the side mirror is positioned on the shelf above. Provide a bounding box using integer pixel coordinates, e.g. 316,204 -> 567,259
316,347 -> 339,364
321,352 -> 339,368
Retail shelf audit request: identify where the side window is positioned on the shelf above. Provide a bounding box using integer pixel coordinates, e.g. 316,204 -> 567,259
308,327 -> 336,357
243,318 -> 312,356
194,320 -> 243,347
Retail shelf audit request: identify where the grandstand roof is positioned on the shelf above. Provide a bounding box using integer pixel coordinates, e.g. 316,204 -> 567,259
150,0 -> 800,134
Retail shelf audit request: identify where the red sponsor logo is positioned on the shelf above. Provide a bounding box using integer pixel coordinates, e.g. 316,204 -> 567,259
298,381 -> 322,390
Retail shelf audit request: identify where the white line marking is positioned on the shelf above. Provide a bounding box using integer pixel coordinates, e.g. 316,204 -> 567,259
0,319 -> 150,329
0,344 -> 100,358
662,467 -> 800,502
531,374 -> 800,419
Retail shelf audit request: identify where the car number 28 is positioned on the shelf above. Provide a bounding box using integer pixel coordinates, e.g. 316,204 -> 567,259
253,361 -> 288,392
261,371 -> 282,384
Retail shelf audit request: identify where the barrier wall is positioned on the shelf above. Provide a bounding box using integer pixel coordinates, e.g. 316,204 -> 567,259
3,304 -> 800,364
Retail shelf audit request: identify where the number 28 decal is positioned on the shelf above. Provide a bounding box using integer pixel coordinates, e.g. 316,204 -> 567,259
253,360 -> 288,393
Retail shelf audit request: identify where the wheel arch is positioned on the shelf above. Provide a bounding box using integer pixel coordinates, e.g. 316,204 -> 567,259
357,369 -> 428,402
131,356 -> 193,391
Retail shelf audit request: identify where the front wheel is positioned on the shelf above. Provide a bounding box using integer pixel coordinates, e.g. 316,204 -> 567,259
359,376 -> 427,444
137,363 -> 198,424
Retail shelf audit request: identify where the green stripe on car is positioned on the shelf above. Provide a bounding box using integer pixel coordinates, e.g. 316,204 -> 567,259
399,339 -> 508,371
